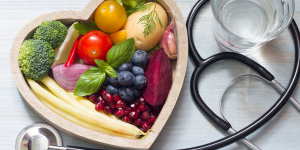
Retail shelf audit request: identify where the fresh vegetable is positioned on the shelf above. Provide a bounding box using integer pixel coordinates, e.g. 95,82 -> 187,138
160,20 -> 177,59
33,20 -> 67,49
37,76 -> 144,136
150,44 -> 160,54
18,39 -> 55,81
121,0 -> 146,16
52,63 -> 92,91
74,21 -> 101,35
77,30 -> 112,65
108,30 -> 127,45
52,23 -> 80,68
74,38 -> 135,96
143,47 -> 172,106
65,35 -> 83,67
123,2 -> 168,51
95,1 -> 127,33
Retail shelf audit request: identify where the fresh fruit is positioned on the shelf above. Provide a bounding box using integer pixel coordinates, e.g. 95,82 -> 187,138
134,75 -> 146,89
118,71 -> 135,86
138,103 -> 148,112
108,30 -> 127,45
114,109 -> 125,118
116,100 -> 127,109
103,106 -> 113,114
131,50 -> 149,67
77,30 -> 112,65
102,76 -> 110,86
122,116 -> 132,124
129,111 -> 139,119
133,89 -> 142,98
141,121 -> 151,132
138,97 -> 146,104
143,48 -> 172,106
106,85 -> 119,95
141,111 -> 151,120
95,1 -> 127,33
148,114 -> 157,125
119,87 -> 135,103
118,63 -> 133,72
113,94 -> 122,103
95,102 -> 105,112
104,92 -> 113,103
132,66 -> 144,76
124,107 -> 132,116
130,103 -> 138,111
133,119 -> 142,127
88,94 -> 97,103
101,90 -> 108,97
108,70 -> 120,87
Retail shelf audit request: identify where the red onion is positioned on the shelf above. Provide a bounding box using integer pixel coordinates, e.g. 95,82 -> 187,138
160,20 -> 177,59
52,63 -> 92,91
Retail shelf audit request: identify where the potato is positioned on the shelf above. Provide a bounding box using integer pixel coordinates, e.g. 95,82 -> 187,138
123,2 -> 168,51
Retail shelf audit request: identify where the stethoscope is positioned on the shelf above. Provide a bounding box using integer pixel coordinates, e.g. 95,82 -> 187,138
184,0 -> 300,149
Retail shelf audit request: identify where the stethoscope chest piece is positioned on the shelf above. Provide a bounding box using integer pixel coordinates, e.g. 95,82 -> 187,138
15,123 -> 62,150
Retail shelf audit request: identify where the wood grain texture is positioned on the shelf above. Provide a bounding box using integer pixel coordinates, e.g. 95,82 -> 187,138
9,0 -> 188,149
1,0 -> 300,150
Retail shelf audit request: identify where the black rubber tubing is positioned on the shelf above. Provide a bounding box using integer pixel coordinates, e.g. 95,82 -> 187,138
183,0 -> 300,149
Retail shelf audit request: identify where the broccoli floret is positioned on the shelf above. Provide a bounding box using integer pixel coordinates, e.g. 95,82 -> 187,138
33,20 -> 67,49
18,39 -> 55,81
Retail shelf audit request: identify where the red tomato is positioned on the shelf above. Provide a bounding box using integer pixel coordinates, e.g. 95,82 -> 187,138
77,31 -> 112,65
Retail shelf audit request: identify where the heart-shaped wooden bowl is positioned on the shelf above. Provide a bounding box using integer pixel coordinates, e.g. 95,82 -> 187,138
10,0 -> 188,149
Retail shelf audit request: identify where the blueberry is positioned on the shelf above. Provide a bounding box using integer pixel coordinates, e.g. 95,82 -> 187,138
106,85 -> 119,95
118,71 -> 135,86
119,87 -> 135,103
132,66 -> 144,76
108,70 -> 120,87
118,63 -> 133,72
131,50 -> 149,67
133,88 -> 142,98
102,76 -> 110,86
134,75 -> 146,89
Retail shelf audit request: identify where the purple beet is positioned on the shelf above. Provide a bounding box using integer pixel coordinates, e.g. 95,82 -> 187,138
142,47 -> 172,106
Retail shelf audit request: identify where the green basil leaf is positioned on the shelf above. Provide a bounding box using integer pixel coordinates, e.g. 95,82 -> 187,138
105,66 -> 118,77
74,21 -> 101,35
116,0 -> 123,6
73,67 -> 106,96
95,59 -> 108,71
106,38 -> 135,68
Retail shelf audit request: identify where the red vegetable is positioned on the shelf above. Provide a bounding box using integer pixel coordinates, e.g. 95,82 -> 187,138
52,63 -> 92,91
65,35 -> 83,67
142,48 -> 172,106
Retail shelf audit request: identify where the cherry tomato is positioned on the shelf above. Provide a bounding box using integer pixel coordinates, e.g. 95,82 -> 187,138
77,31 -> 112,65
94,1 -> 127,33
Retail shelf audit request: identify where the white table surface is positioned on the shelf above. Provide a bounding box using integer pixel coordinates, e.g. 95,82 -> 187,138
1,0 -> 300,149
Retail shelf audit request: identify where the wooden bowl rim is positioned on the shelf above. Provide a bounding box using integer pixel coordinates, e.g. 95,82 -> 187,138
10,0 -> 188,149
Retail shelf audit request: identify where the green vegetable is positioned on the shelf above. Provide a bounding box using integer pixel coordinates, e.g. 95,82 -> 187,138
18,39 -> 55,81
33,20 -> 67,49
116,0 -> 146,16
74,21 -> 101,35
136,2 -> 163,36
150,44 -> 160,54
106,38 -> 135,68
74,38 -> 136,96
74,67 -> 106,96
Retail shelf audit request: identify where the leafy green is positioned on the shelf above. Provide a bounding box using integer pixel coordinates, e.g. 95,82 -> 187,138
106,38 -> 135,68
74,67 -> 106,96
74,21 -> 101,35
18,39 -> 55,81
95,59 -> 118,77
33,20 -> 67,49
116,0 -> 123,5
150,44 -> 160,53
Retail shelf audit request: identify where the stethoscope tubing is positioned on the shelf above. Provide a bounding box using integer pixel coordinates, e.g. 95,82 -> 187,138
184,0 -> 300,149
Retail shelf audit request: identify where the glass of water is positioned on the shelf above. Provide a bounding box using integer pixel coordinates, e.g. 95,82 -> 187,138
211,0 -> 295,54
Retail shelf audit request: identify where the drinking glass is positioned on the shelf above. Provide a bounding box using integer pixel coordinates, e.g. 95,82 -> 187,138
211,0 -> 295,53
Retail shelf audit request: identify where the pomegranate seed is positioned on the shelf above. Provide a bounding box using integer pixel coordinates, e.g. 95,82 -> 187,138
150,111 -> 158,117
101,90 -> 108,97
124,107 -> 131,116
129,111 -> 139,119
122,116 -> 132,123
148,115 -> 156,125
133,119 -> 142,127
100,99 -> 106,105
136,109 -> 141,116
104,93 -> 113,102
141,121 -> 150,132
130,103 -> 138,111
153,106 -> 161,113
138,103 -> 148,112
94,97 -> 101,104
138,97 -> 146,104
141,111 -> 151,120
114,109 -> 124,118
88,94 -> 97,103
113,94 -> 122,102
116,100 -> 126,109
140,127 -> 146,133
135,101 -> 139,106
95,103 -> 105,112
109,102 -> 116,109
103,106 -> 112,114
